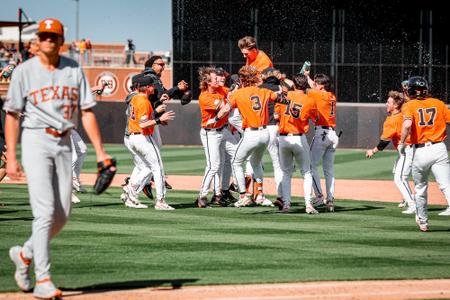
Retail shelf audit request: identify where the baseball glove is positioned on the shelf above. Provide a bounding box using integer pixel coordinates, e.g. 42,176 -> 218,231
180,90 -> 193,105
93,158 -> 117,195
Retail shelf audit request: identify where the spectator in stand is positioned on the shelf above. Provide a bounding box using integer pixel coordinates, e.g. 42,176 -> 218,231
69,41 -> 77,60
85,39 -> 92,65
125,39 -> 136,66
78,39 -> 87,65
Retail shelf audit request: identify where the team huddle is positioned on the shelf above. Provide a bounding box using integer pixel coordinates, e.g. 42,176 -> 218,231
119,35 -> 450,233
2,16 -> 450,299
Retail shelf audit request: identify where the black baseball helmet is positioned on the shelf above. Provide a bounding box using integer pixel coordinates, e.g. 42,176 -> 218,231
407,76 -> 428,99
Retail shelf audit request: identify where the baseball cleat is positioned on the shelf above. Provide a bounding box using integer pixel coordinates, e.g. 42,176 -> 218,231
415,214 -> 429,232
402,206 -> 416,215
326,199 -> 335,212
33,277 -> 62,300
311,196 -> 324,208
221,190 -> 237,203
121,189 -> 147,209
142,184 -> 154,200
124,198 -> 148,209
398,200 -> 407,208
210,194 -> 230,207
273,197 -> 284,211
305,203 -> 319,214
196,196 -> 209,208
164,180 -> 173,190
281,202 -> 291,213
234,194 -> 253,207
254,194 -> 274,207
438,207 -> 450,216
71,192 -> 81,204
228,182 -> 239,193
72,177 -> 87,193
155,198 -> 175,210
121,176 -> 130,187
9,246 -> 32,292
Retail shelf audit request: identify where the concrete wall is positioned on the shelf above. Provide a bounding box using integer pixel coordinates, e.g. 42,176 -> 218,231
79,101 -> 450,150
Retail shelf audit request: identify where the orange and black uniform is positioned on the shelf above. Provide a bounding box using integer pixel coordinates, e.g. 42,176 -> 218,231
246,50 -> 273,72
227,86 -> 277,129
276,91 -> 317,134
402,98 -> 450,145
307,89 -> 336,128
127,93 -> 154,136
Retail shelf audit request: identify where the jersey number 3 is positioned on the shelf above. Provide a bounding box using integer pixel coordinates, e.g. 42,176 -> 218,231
417,107 -> 436,126
250,95 -> 262,111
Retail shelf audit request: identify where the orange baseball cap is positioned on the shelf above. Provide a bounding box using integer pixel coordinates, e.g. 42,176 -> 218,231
37,18 -> 64,36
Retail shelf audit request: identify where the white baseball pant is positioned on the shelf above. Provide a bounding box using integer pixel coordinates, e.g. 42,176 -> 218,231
279,134 -> 313,205
71,129 -> 87,181
310,127 -> 339,201
127,134 -> 166,200
267,125 -> 283,198
200,128 -> 223,197
124,135 -> 153,193
393,145 -> 415,207
217,127 -> 238,192
232,127 -> 270,193
20,128 -> 72,281
412,142 -> 450,225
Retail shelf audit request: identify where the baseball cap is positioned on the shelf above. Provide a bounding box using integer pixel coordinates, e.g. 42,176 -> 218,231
38,18 -> 64,37
132,73 -> 155,87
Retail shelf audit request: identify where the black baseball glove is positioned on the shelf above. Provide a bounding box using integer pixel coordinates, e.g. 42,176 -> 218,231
180,90 -> 193,105
93,158 -> 117,195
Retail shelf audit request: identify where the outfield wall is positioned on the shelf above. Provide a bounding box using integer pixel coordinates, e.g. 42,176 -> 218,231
80,101 -> 450,150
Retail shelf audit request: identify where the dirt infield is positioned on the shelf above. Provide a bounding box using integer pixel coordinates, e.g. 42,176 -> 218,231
1,279 -> 450,300
2,175 -> 449,299
3,173 -> 447,205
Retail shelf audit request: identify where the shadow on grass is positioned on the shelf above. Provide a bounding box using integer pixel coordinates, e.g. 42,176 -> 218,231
62,278 -> 199,296
0,216 -> 33,222
252,204 -> 384,215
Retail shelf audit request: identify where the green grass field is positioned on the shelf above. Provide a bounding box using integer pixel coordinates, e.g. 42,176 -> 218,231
0,185 -> 449,292
79,144 -> 409,180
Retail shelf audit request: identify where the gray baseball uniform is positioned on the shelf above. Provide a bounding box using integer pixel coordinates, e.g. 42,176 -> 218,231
3,55 -> 94,281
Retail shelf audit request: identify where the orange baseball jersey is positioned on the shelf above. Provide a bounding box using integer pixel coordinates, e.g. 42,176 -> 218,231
127,93 -> 154,135
228,86 -> 277,129
246,50 -> 273,72
380,112 -> 410,148
277,91 -> 317,134
218,86 -> 229,96
402,98 -> 450,144
307,89 -> 337,127
199,90 -> 229,128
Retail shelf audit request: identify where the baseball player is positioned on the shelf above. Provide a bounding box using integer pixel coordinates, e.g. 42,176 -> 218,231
238,36 -> 273,72
122,73 -> 176,210
196,67 -> 233,207
215,67 -> 238,204
4,18 -> 113,298
70,82 -> 109,204
260,68 -> 286,205
308,74 -> 339,212
276,74 -> 317,213
136,55 -> 190,196
366,91 -> 415,214
398,76 -> 450,232
209,66 -> 283,207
